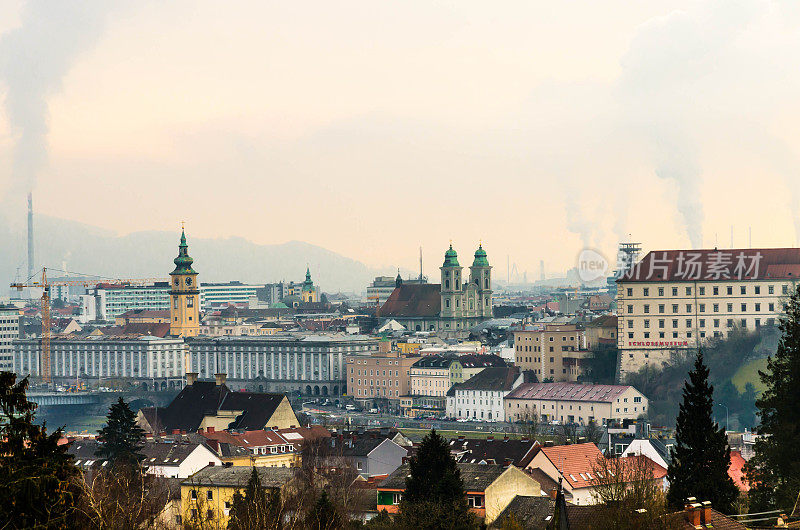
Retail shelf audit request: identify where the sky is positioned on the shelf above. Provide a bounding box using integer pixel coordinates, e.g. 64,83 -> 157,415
1,0 -> 800,281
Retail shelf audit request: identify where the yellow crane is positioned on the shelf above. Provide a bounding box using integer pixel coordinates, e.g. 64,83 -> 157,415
11,268 -> 167,385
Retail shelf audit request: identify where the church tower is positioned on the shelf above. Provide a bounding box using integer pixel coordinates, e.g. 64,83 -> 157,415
301,267 -> 318,303
169,228 -> 200,337
440,244 -> 462,321
470,243 -> 493,318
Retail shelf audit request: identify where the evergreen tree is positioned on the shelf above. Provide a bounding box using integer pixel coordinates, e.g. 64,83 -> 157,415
228,467 -> 283,530
305,491 -> 343,530
396,429 -> 477,530
666,351 -> 738,513
95,397 -> 145,469
745,286 -> 800,512
0,372 -> 85,528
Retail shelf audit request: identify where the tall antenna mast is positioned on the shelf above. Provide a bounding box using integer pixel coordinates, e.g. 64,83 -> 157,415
419,246 -> 423,281
27,193 -> 34,282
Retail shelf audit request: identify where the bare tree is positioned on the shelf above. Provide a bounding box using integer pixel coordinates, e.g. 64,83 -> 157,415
589,455 -> 678,530
583,420 -> 603,445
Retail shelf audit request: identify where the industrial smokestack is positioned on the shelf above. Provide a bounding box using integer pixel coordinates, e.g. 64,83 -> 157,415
27,192 -> 33,280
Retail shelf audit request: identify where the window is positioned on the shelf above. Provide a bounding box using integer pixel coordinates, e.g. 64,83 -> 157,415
207,490 -> 213,500
769,285 -> 775,294
658,287 -> 664,296
191,489 -> 198,500
755,286 -> 761,294
627,304 -> 633,313
741,303 -> 747,312
643,320 -> 650,329
672,304 -> 679,313
686,319 -> 692,327
727,286 -> 733,295
658,319 -> 664,329
783,284 -> 789,294
727,303 -> 733,312
741,286 -> 746,295
699,319 -> 705,327
699,303 -> 705,312
658,304 -> 665,314
686,304 -> 692,312
644,304 -> 650,314
627,288 -> 633,296
643,288 -> 650,296
686,287 -> 692,295
713,287 -> 719,295
672,319 -> 678,328
699,286 -> 705,295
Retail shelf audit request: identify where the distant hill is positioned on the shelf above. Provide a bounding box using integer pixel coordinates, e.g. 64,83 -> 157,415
0,215 -> 396,294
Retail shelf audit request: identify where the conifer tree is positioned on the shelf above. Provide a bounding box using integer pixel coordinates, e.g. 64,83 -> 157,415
666,351 -> 738,513
305,490 -> 342,530
95,397 -> 145,469
396,429 -> 477,530
0,372 -> 84,528
228,467 -> 283,530
745,286 -> 800,512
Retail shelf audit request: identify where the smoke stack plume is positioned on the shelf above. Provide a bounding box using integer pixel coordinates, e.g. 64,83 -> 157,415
27,193 -> 33,280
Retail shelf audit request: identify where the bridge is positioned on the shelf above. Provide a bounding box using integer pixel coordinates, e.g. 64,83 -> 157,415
28,389 -> 179,411
27,392 -> 107,407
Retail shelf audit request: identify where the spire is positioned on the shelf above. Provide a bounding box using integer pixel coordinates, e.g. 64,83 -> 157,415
172,227 -> 196,275
395,268 -> 403,288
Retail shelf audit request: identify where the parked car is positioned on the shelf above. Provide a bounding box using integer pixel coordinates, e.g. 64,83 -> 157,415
345,404 -> 356,411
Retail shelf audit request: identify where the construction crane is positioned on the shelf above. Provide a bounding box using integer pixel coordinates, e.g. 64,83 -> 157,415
11,267 -> 167,386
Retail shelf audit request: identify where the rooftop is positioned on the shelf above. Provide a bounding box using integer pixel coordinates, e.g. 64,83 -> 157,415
182,465 -> 295,488
379,462 -> 506,492
507,383 -> 636,403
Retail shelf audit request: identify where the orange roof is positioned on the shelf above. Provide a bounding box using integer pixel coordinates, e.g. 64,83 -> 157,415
539,443 -> 604,489
622,454 -> 668,479
728,450 -> 749,491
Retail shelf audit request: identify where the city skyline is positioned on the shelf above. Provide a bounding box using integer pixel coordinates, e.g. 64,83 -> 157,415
2,0 -> 800,277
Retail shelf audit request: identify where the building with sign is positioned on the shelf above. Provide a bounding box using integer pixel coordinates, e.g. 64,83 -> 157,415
616,248 -> 800,378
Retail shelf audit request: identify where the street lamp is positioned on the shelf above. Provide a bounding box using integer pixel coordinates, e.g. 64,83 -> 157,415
717,403 -> 729,433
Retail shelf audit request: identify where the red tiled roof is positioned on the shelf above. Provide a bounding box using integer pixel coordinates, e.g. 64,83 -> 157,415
728,450 -> 749,491
507,383 -> 633,403
619,248 -> 800,283
378,284 -> 441,318
539,443 -> 604,489
622,454 -> 668,479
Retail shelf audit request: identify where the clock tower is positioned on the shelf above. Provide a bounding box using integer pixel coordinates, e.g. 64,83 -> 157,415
169,228 -> 200,337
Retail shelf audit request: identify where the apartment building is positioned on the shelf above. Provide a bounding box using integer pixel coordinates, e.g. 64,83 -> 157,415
0,305 -> 20,371
345,350 -> 417,409
617,248 -> 800,377
80,282 -> 170,323
200,282 -> 264,310
513,324 -> 588,382
504,383 -> 647,425
446,366 -> 526,422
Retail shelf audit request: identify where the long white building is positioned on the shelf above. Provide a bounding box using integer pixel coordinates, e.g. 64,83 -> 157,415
80,282 -> 170,323
187,334 -> 379,397
200,282 -> 264,310
13,335 -> 187,389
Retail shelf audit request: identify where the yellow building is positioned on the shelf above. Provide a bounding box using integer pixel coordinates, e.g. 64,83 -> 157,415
513,324 -> 588,382
301,267 -> 318,303
181,466 -> 294,529
396,341 -> 421,355
617,248 -> 800,378
169,228 -> 200,337
199,427 -> 302,468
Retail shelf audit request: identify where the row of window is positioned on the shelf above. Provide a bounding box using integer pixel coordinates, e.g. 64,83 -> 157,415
625,283 -> 790,298
631,301 -> 780,315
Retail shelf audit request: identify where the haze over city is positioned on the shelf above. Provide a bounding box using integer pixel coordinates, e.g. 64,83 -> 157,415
2,0 -> 800,280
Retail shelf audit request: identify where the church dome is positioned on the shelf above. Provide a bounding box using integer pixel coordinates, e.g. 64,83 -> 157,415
472,244 -> 489,267
443,244 -> 460,267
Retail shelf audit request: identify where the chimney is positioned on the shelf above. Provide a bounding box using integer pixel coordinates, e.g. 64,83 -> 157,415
215,373 -> 227,386
684,502 -> 702,527
701,501 -> 712,524
186,372 -> 198,386
207,426 -> 215,433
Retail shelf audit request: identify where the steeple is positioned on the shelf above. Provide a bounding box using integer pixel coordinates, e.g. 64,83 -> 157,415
443,243 -> 459,267
395,269 -> 403,288
472,243 -> 489,267
172,228 -> 196,275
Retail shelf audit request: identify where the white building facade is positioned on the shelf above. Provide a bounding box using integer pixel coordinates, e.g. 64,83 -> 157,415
80,283 -> 170,323
13,335 -> 187,389
187,334 -> 379,396
0,306 -> 20,371
200,282 -> 264,311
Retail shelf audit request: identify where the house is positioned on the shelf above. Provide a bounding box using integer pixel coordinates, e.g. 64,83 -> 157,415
663,500 -> 747,529
526,443 -> 604,505
199,428 -> 301,468
67,439 -> 222,479
728,450 -> 749,492
136,373 -> 299,434
446,366 -> 532,422
504,383 -> 648,426
448,435 -> 540,468
329,435 -> 408,478
377,463 -> 542,524
620,437 -> 672,470
181,465 -> 295,529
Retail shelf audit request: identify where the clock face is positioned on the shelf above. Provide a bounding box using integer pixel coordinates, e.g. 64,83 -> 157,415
185,277 -> 192,286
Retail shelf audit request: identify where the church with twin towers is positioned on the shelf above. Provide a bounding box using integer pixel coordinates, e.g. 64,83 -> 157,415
379,243 -> 493,333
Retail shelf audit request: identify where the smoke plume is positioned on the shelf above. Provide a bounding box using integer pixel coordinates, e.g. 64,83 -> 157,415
0,1 -> 112,198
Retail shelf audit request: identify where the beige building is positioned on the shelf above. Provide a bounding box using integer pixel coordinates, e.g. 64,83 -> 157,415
504,383 -> 647,426
617,248 -> 800,378
513,325 -> 588,382
345,350 -> 417,407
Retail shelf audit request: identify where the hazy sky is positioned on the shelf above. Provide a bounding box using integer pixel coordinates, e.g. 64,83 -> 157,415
1,0 -> 800,281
